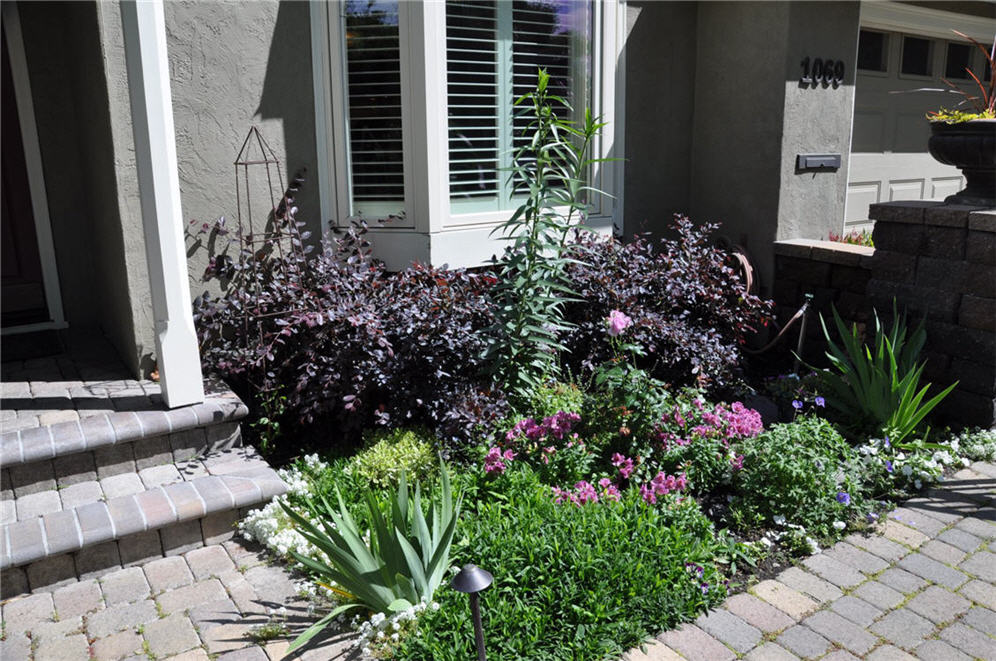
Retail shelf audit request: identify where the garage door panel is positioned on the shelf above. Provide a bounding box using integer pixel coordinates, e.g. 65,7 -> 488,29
852,110 -> 885,152
893,113 -> 931,152
930,176 -> 962,201
845,181 -> 882,223
889,179 -> 925,201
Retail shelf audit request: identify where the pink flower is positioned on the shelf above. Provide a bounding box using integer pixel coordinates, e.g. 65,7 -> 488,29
552,486 -> 570,504
606,310 -> 633,337
611,453 -> 634,479
574,481 -> 599,504
640,484 -> 657,504
483,446 -> 507,474
731,454 -> 745,471
598,477 -> 613,489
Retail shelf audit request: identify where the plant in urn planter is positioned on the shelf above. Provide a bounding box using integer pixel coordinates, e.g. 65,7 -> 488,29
923,32 -> 995,206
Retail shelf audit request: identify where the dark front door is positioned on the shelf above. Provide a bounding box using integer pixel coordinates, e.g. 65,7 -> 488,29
1,28 -> 48,327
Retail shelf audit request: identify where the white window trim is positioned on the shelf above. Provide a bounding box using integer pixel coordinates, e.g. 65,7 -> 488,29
860,1 -> 996,43
311,0 -> 626,251
1,2 -> 68,334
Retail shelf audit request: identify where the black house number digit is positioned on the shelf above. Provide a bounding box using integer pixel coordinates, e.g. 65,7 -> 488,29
800,57 -> 845,87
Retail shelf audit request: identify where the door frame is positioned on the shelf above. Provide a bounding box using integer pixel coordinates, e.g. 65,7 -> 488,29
1,1 -> 67,335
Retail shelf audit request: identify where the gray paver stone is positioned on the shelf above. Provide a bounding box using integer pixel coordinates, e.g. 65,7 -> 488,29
864,644 -> 917,660
33,632 -> 90,661
625,640 -> 683,661
2,591 -> 54,635
658,623 -> 736,661
802,610 -> 878,656
27,553 -> 77,590
777,567 -> 842,602
218,647 -> 269,661
219,571 -> 262,615
139,463 -> 184,489
16,489 -> 62,519
201,621 -> 255,655
189,597 -> 241,633
888,508 -> 947,536
86,599 -> 159,638
185,544 -> 236,581
750,580 -> 819,620
100,473 -> 145,499
853,580 -> 905,610
801,553 -> 865,588
75,539 -> 122,579
960,550 -> 996,582
870,608 -> 936,650
723,593 -> 794,634
956,516 -> 996,541
820,651 -> 859,661
825,542 -> 890,575
52,578 -> 103,618
743,642 -> 798,661
776,624 -> 830,658
223,538 -> 266,570
695,608 -> 762,653
167,650 -> 213,661
100,566 -> 151,605
0,632 -> 31,661
899,552 -> 969,589
119,529 -> 165,566
881,520 -> 929,548
144,555 -> 195,593
59,480 -> 103,509
156,579 -> 229,615
963,605 -> 996,636
960,579 -> 996,609
0,567 -> 29,599
939,622 -> 996,660
144,613 -> 202,657
829,595 -> 883,627
53,451 -> 95,485
921,539 -> 968,565
914,639 -> 972,661
878,567 -> 929,595
31,616 -> 85,644
243,565 -> 299,605
91,630 -> 144,661
939,527 -> 984,552
906,585 -> 972,623
161,519 -> 205,557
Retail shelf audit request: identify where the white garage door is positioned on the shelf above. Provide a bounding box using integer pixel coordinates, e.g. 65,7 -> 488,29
844,28 -> 982,231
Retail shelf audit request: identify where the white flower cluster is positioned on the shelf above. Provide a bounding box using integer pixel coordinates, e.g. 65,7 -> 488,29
948,428 -> 996,462
858,436 -> 969,493
356,599 -> 439,659
760,517 -> 820,554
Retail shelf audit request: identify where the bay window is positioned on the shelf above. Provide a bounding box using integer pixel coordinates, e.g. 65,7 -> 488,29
311,0 -> 623,268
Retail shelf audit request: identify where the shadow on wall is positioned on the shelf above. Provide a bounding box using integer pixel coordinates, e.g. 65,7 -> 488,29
255,1 -> 321,241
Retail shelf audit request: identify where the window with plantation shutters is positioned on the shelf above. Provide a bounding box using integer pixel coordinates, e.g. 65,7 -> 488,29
445,0 -> 591,213
343,0 -> 404,218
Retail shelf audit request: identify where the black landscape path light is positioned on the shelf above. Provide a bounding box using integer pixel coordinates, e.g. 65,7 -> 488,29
451,563 -> 494,661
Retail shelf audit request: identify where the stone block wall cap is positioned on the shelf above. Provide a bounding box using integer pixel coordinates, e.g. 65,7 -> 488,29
773,239 -> 818,258
774,239 -> 874,265
968,210 -> 996,233
924,205 -> 987,228
869,201 -> 944,225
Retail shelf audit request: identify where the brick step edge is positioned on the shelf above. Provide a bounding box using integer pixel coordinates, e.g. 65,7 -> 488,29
1,464 -> 285,570
0,391 -> 249,468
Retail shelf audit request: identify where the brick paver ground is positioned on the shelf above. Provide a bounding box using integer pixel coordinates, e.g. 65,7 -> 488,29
626,462 -> 996,661
0,538 -> 356,660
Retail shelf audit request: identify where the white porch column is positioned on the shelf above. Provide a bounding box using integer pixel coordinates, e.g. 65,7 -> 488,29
120,0 -> 204,408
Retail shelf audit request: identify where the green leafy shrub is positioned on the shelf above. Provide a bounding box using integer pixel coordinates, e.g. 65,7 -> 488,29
954,428 -> 996,462
398,469 -> 728,661
813,305 -> 957,445
280,466 -> 460,653
524,381 -> 585,419
352,428 -> 438,488
732,416 -> 867,538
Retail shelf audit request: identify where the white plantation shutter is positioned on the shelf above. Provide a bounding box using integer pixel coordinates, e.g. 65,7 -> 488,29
445,0 -> 591,213
343,1 -> 405,216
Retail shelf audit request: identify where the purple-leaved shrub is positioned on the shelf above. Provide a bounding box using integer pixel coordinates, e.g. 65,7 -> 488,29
562,215 -> 773,391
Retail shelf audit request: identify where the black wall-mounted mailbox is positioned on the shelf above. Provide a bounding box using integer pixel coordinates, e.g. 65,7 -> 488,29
797,153 -> 841,170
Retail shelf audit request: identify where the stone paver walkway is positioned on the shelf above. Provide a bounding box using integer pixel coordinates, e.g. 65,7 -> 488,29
628,462 -> 996,661
0,536 -> 356,660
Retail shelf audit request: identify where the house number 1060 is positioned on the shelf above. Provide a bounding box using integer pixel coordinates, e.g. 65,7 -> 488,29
800,57 -> 845,87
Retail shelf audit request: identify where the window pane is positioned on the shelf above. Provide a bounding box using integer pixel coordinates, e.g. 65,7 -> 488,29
945,42 -> 972,80
901,36 -> 932,76
344,0 -> 404,213
857,30 -> 887,72
446,0 -> 591,212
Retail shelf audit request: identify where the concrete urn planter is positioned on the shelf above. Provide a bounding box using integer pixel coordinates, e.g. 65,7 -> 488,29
927,119 -> 996,206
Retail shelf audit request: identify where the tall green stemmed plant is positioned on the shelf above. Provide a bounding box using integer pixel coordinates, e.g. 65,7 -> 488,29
280,465 -> 460,653
486,69 -> 608,399
812,304 -> 957,445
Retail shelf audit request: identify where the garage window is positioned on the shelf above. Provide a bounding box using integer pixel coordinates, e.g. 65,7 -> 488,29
901,35 -> 932,77
857,30 -> 888,72
944,42 -> 973,80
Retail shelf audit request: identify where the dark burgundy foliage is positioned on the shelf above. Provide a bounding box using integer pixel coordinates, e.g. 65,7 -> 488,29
193,220 -> 507,451
561,215 -> 773,390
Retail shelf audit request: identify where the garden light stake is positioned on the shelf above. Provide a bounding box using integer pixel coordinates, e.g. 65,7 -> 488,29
451,564 -> 494,661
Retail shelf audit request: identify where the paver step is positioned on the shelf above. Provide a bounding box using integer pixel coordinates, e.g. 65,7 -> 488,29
0,445 -> 285,593
0,388 -> 247,471
2,446 -> 269,524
